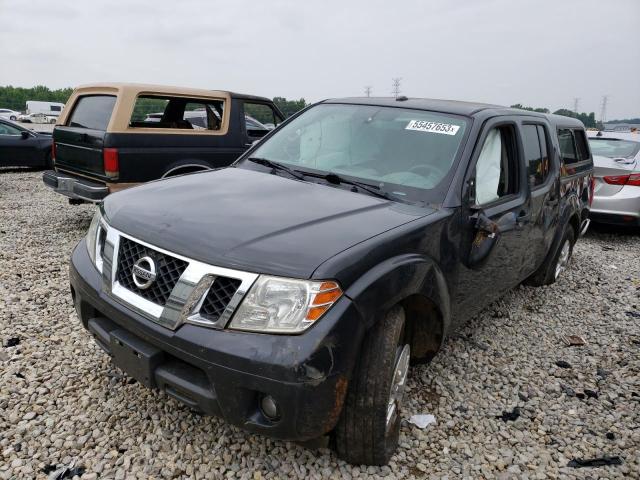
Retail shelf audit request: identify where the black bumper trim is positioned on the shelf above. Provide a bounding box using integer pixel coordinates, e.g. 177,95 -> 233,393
70,240 -> 363,441
42,170 -> 109,202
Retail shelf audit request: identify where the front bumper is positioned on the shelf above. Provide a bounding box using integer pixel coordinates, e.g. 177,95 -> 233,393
590,184 -> 640,226
43,170 -> 109,202
69,240 -> 363,441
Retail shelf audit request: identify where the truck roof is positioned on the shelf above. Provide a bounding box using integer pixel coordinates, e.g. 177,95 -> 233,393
72,82 -> 273,103
324,97 -> 586,128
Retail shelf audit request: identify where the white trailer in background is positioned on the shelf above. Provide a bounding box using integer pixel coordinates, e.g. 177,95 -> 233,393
25,101 -> 65,123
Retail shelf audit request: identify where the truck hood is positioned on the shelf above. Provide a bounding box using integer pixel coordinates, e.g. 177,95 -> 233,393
103,168 -> 433,278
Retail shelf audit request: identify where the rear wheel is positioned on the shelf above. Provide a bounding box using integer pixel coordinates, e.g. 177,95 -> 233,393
524,226 -> 575,286
334,306 -> 409,465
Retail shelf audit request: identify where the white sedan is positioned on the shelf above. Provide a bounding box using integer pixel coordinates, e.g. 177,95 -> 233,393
0,108 -> 21,121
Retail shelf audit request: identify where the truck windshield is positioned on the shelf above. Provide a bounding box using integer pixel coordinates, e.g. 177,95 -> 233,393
250,104 -> 468,201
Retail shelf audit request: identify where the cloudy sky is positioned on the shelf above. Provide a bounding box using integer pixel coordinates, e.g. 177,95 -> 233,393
1,0 -> 638,119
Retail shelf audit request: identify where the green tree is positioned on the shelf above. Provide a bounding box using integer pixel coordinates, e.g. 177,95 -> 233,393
273,97 -> 306,118
0,85 -> 73,112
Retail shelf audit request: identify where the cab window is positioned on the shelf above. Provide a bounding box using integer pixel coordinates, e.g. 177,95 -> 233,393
474,125 -> 519,205
130,95 -> 225,131
522,124 -> 551,187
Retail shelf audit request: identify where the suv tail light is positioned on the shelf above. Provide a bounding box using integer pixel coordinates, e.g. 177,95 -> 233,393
103,148 -> 119,179
603,174 -> 640,187
51,141 -> 56,163
589,176 -> 595,206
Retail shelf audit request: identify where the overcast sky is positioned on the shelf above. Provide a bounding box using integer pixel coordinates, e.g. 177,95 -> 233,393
1,0 -> 638,119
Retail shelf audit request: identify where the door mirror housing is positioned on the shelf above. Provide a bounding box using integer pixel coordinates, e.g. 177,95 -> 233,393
20,130 -> 30,140
467,210 -> 518,270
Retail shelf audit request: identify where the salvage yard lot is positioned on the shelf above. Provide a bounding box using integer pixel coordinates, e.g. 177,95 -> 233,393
0,170 -> 639,479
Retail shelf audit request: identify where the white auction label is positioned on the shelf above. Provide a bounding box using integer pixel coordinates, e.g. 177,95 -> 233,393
405,120 -> 460,135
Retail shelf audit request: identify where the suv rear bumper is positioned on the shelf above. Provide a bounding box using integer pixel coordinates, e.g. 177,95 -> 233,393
43,170 -> 109,202
69,240 -> 362,441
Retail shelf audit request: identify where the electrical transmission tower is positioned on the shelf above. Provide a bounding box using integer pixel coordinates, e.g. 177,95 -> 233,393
364,86 -> 372,97
600,95 -> 609,123
573,97 -> 580,115
391,78 -> 402,98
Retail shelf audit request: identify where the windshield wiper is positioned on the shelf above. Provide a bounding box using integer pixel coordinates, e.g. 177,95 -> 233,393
246,157 -> 306,181
302,171 -> 397,201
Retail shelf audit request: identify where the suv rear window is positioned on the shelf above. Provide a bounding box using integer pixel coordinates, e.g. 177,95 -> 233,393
68,95 -> 116,130
129,95 -> 225,131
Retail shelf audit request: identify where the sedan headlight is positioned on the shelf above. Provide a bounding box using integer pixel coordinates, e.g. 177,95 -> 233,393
229,276 -> 343,333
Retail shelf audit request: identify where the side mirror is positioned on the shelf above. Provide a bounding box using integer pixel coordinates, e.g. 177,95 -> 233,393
467,210 -> 517,269
467,210 -> 500,269
20,131 -> 30,140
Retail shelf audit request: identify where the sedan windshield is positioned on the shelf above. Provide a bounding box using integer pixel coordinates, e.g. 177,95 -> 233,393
588,138 -> 640,159
249,104 -> 469,201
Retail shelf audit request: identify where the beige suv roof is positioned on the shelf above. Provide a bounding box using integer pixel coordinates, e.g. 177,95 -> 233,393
58,83 -> 232,134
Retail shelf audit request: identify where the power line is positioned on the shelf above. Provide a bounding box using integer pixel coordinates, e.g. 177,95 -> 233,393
600,95 -> 609,123
391,78 -> 402,99
364,86 -> 372,97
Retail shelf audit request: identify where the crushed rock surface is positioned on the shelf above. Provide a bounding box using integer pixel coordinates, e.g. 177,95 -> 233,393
1,170 -> 638,479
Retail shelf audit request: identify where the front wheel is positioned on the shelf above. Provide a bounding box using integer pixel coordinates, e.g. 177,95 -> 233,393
334,306 -> 410,465
10,115 -> 17,121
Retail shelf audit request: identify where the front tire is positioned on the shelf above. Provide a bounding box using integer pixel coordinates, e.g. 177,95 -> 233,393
524,226 -> 575,286
10,115 -> 17,121
334,306 -> 409,465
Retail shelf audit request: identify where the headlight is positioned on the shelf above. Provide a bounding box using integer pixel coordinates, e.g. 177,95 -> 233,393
229,276 -> 343,333
86,209 -> 105,269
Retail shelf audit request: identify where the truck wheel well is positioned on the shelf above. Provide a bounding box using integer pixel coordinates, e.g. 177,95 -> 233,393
163,165 -> 210,178
401,294 -> 443,364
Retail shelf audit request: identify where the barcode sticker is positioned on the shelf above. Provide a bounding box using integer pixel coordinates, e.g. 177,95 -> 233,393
405,120 -> 460,135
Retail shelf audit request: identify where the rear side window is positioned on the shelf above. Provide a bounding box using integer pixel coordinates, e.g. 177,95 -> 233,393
68,95 -> 116,130
129,95 -> 225,131
573,129 -> 590,160
522,124 -> 551,187
557,129 -> 578,164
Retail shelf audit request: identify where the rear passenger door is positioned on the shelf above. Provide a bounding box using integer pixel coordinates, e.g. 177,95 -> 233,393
54,95 -> 116,178
520,121 -> 559,269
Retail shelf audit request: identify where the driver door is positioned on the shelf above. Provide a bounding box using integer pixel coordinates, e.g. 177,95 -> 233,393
452,118 -> 531,323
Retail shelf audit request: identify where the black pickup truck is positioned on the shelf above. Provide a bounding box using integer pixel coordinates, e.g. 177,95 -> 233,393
42,83 -> 284,202
68,97 -> 593,465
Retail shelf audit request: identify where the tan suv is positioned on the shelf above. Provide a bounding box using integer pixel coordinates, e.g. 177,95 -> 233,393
43,83 -> 284,203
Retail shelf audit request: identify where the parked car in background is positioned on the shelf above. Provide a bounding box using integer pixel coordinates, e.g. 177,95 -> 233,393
0,108 -> 21,121
43,83 -> 284,203
25,100 -> 65,119
587,132 -> 640,226
0,118 -> 53,168
69,98 -> 592,465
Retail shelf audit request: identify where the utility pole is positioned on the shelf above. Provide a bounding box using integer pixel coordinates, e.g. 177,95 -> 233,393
600,95 -> 609,124
364,86 -> 372,97
391,78 -> 402,99
573,97 -> 580,115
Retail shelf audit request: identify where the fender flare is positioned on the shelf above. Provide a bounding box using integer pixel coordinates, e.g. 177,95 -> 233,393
345,253 -> 452,337
162,162 -> 212,178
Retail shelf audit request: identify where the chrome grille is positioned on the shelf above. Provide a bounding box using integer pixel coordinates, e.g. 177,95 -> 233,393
116,236 -> 188,306
200,277 -> 242,322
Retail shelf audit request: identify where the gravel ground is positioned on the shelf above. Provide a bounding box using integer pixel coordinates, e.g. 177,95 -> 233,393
1,169 -> 638,480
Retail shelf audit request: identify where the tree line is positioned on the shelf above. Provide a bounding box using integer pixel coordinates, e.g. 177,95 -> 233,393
510,104 -> 597,128
0,85 -> 307,118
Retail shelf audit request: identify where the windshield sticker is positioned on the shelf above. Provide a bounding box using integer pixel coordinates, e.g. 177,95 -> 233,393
405,120 -> 460,135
